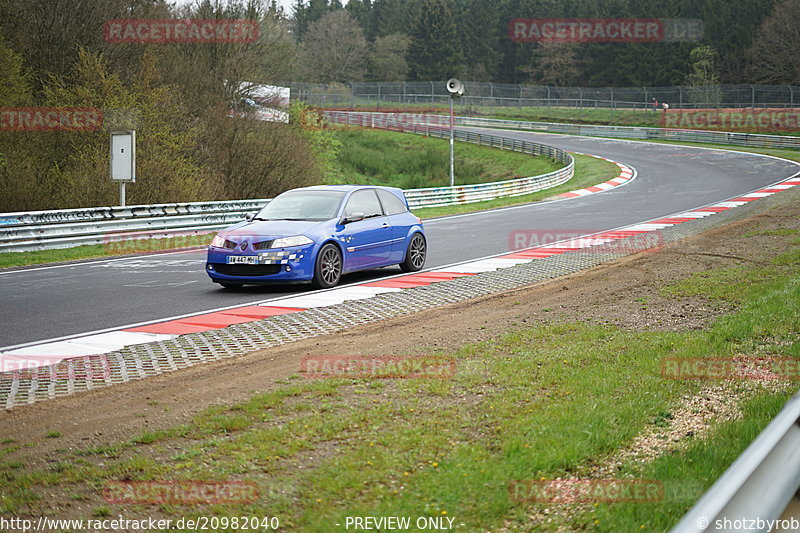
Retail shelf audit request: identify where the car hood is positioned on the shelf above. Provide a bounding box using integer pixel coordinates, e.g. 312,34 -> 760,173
221,219 -> 328,240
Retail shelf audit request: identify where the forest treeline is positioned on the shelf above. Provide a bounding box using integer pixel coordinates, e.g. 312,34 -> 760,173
291,0 -> 800,87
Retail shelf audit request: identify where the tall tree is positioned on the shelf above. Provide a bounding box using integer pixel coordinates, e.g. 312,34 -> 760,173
369,33 -> 411,81
456,0 -> 503,81
685,44 -> 721,105
345,0 -> 377,41
300,10 -> 368,82
748,0 -> 800,84
528,43 -> 579,86
372,0 -> 410,38
407,0 -> 464,80
0,0 -> 170,93
159,2 -> 297,112
292,0 -> 340,40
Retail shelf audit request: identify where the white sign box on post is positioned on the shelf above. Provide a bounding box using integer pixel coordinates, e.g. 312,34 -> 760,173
110,131 -> 135,182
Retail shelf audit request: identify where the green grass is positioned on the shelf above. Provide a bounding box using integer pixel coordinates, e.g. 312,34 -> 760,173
325,128 -> 564,189
2,233 -> 797,530
661,247 -> 800,304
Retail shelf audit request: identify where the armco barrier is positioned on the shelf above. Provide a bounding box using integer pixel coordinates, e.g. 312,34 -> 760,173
0,199 -> 269,253
671,389 -> 800,533
0,114 -> 572,253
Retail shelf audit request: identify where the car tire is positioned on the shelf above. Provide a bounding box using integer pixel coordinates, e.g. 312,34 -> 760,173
218,282 -> 243,289
400,233 -> 426,272
312,243 -> 342,289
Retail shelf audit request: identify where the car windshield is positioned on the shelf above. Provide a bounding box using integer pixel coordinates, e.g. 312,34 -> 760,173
254,190 -> 345,222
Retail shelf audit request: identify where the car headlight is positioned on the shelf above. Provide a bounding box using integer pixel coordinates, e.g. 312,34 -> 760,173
271,235 -> 313,248
210,234 -> 226,247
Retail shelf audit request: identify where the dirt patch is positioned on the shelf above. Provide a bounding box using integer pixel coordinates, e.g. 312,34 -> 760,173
2,197 -> 799,474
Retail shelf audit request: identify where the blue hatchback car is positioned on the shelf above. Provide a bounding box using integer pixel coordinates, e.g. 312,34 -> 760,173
206,185 -> 427,289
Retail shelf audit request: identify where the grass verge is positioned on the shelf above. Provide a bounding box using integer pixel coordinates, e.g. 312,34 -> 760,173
325,128 -> 564,189
2,233 -> 798,531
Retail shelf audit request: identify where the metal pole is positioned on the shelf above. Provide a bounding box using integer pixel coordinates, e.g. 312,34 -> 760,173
119,181 -> 126,207
449,96 -> 455,187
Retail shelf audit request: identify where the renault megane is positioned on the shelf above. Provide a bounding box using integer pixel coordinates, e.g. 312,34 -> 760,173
206,185 -> 427,289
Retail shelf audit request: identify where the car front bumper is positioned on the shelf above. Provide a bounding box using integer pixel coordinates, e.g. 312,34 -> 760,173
206,245 -> 316,284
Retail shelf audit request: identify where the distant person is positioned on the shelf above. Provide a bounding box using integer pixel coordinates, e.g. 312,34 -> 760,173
652,97 -> 659,112
662,102 -> 669,113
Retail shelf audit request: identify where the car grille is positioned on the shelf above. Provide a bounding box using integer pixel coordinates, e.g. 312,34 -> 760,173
252,240 -> 275,250
212,263 -> 281,276
223,239 -> 237,249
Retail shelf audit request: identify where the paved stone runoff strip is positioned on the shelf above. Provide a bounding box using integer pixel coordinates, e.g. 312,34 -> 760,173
1,174 -> 798,409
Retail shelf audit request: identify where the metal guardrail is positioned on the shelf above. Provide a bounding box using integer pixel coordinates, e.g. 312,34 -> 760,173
0,200 -> 271,253
0,113 -> 572,253
671,390 -> 800,532
458,116 -> 800,150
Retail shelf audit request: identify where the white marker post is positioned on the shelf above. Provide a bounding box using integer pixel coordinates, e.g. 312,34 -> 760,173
110,131 -> 135,207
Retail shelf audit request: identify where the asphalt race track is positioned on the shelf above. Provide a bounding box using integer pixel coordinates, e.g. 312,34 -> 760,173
1,128 -> 797,349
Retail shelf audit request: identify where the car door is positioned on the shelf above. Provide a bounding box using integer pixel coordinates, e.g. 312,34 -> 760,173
340,189 -> 393,270
376,188 -> 412,263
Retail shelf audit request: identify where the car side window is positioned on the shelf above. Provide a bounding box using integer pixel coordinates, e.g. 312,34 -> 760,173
344,189 -> 384,219
376,189 -> 408,215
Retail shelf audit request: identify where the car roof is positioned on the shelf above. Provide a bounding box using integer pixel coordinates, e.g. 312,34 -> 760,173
290,185 -> 404,194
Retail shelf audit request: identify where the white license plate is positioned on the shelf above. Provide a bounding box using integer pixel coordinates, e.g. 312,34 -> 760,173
227,255 -> 259,265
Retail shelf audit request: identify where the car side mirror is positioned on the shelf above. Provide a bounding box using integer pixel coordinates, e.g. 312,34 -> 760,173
342,212 -> 365,224
245,213 -> 255,222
